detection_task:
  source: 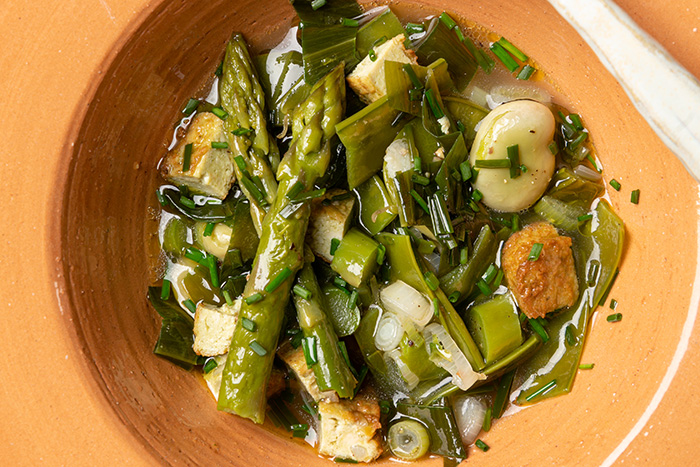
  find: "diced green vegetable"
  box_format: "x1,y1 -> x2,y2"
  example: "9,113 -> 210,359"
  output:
321,282 -> 361,337
331,228 -> 380,287
353,175 -> 397,235
355,7 -> 405,58
147,287 -> 199,369
466,293 -> 523,364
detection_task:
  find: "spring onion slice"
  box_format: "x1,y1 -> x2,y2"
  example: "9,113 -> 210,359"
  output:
528,318 -> 549,342
374,312 -> 405,351
385,348 -> 420,390
423,323 -> 485,390
381,280 -> 433,328
388,419 -> 430,461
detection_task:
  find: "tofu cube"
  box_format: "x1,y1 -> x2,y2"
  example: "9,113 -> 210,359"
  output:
192,300 -> 241,356
278,342 -> 337,402
307,189 -> 355,263
347,34 -> 418,104
318,398 -> 383,463
161,112 -> 235,199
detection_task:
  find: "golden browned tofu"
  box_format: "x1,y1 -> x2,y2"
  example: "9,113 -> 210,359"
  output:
161,112 -> 235,199
318,396 -> 383,463
278,342 -> 337,402
501,222 -> 578,319
306,189 -> 355,262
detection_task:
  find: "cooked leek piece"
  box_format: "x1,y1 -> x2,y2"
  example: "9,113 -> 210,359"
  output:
384,59 -> 453,115
147,286 -> 199,369
353,175 -> 397,235
330,228 -> 380,287
443,96 -> 488,143
355,7 -> 405,59
395,402 -> 467,461
466,293 -> 523,364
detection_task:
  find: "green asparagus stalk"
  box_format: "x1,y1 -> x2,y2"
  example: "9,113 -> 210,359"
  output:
220,33 -> 279,233
217,63 -> 346,423
293,261 -> 357,398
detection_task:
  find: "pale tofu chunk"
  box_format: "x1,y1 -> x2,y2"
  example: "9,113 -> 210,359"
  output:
307,189 -> 355,263
161,112 -> 235,199
204,355 -> 286,401
347,34 -> 418,104
278,342 -> 337,402
318,397 -> 383,463
192,300 -> 241,356
383,138 -> 413,179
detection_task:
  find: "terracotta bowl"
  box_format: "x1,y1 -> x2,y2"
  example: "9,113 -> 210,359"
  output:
2,0 -> 699,465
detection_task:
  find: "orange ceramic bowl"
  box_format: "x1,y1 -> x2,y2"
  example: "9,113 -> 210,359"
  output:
1,0 -> 699,465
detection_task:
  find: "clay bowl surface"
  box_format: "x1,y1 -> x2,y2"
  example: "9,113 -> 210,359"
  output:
1,0 -> 700,465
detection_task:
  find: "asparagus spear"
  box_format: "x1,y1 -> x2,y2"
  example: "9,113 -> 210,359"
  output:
293,260 -> 357,398
217,63 -> 346,423
220,33 -> 279,233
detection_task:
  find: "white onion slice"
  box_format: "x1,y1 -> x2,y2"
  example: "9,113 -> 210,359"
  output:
453,395 -> 487,446
380,280 -> 432,329
573,163 -> 603,182
422,323 -> 485,390
384,348 -> 420,390
374,312 -> 405,351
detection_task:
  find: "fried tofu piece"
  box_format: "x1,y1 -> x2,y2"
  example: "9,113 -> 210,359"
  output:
192,301 -> 241,356
502,222 -> 579,319
161,112 -> 235,199
318,397 -> 383,463
346,34 -> 418,104
278,342 -> 337,402
307,189 -> 355,262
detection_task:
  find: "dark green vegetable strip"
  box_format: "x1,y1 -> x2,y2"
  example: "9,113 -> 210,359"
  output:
293,262 -> 357,397
220,33 -> 279,232
354,305 -> 389,377
353,175 -> 397,235
384,59 -> 454,116
355,7 -> 405,58
147,287 -> 199,370
218,64 -> 346,423
492,370 -> 515,418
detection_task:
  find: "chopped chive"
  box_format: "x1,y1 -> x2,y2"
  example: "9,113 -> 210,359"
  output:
525,379 -> 557,401
232,127 -> 253,136
290,329 -> 303,348
569,114 -> 584,131
311,0 -> 325,10
182,299 -> 196,314
579,363 -> 595,370
413,156 -> 422,173
211,107 -> 228,120
459,161 -> 472,181
578,214 -> 593,222
586,154 -> 602,172
376,244 -> 386,265
241,317 -> 257,332
433,298 -> 440,317
482,264 -> 498,283
337,341 -> 353,372
483,407 -> 492,432
233,155 -> 247,172
570,131 -> 588,150
424,88 -> 445,119
245,292 -> 263,305
208,255 -> 220,288
529,318 -> 549,342
607,312 -> 623,323
410,189 -> 430,214
506,144 -> 521,178
472,189 -> 483,202
609,179 -> 621,191
302,336 -> 318,366
348,289 -> 359,309
249,340 -> 267,356
402,63 -> 423,89
160,279 -> 171,300
460,247 -> 469,265
291,188 -> 326,202
631,189 -> 640,204
183,98 -> 199,116
490,42 -> 519,72
498,37 -> 528,61
330,238 -> 341,256
182,143 -> 193,172
334,459 -> 359,464
468,200 -> 480,213
423,271 -> 439,291
520,164 -> 528,173
202,358 -> 218,374
548,141 -> 559,155
448,291 -> 461,303
476,279 -> 492,296
609,298 -> 618,310
211,141 -> 229,149
565,324 -> 576,346
184,247 -> 205,263
333,276 -> 348,290
516,64 -> 536,80
222,289 -> 234,306
412,173 -> 430,186
456,120 -> 466,133
293,285 -> 312,300
290,423 -> 309,433
203,222 -> 215,237
493,269 -> 504,289
454,27 -> 465,42
405,22 -> 424,35
528,243 -> 543,261
353,365 -> 369,397
439,12 -> 457,30
301,402 -> 317,417
239,175 -> 267,206
156,189 -> 168,206
512,214 -> 520,231
368,49 -> 377,61
475,158 -> 511,168
286,181 -> 306,200
475,439 -> 490,452
341,17 -> 359,27
265,267 -> 293,293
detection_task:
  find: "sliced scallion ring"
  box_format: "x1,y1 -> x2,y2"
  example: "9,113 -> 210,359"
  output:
374,312 -> 404,352
388,420 -> 431,461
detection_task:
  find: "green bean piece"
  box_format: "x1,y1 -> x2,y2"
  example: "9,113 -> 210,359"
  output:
331,228 -> 380,288
516,200 -> 624,404
439,225 -> 498,304
220,33 -> 280,233
217,64 -> 346,423
293,262 -> 357,398
466,293 -> 523,364
355,7 -> 405,58
353,175 -> 397,235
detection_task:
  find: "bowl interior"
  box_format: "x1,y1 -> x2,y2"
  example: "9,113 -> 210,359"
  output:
57,0 -> 699,465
